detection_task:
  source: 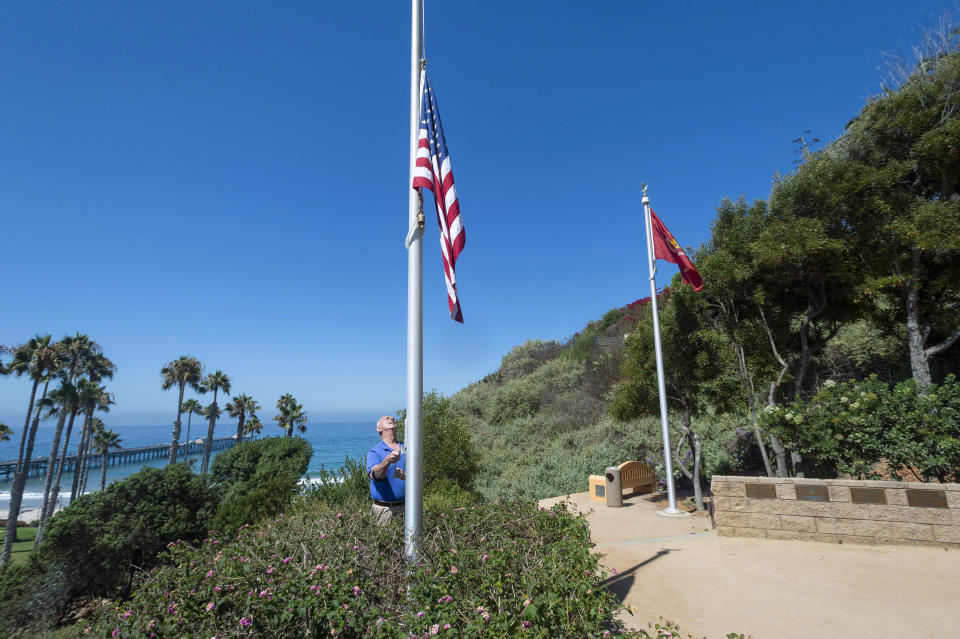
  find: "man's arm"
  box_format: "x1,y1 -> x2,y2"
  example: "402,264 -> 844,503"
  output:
369,450 -> 400,480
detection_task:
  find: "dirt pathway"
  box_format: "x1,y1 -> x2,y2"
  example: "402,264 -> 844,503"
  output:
540,491 -> 960,638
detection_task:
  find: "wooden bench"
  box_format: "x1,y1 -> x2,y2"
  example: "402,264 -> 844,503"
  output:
588,461 -> 657,502
618,460 -> 656,496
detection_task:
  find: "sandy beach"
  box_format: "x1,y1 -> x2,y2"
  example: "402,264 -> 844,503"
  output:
5,504 -> 63,526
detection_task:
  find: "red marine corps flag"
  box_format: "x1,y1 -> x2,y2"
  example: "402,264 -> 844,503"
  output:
412,70 -> 466,322
649,209 -> 703,291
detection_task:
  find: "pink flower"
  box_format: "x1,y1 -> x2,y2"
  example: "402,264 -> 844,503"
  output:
430,625 -> 439,635
283,557 -> 292,564
239,617 -> 252,627
481,554 -> 489,562
205,602 -> 214,612
213,586 -> 221,593
450,566 -> 458,574
416,611 -> 424,618
443,624 -> 451,630
353,586 -> 360,596
523,621 -> 532,628
206,570 -> 214,578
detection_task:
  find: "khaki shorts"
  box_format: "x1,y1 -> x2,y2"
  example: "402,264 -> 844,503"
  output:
371,502 -> 404,525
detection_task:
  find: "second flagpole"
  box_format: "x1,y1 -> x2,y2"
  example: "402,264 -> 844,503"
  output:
406,0 -> 425,562
642,184 -> 689,518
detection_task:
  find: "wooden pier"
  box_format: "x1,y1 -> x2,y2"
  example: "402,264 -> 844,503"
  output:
0,437 -> 246,483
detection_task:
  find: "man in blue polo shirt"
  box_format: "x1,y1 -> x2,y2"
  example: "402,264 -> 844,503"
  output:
366,415 -> 405,524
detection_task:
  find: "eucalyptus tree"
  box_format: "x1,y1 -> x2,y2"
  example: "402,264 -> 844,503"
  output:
273,393 -> 308,438
181,398 -> 204,462
693,189 -> 861,477
696,199 -> 778,476
226,393 -> 260,442
199,370 -> 231,474
70,379 -> 114,502
93,427 -> 122,491
611,283 -> 740,510
2,335 -> 61,567
161,356 -> 204,464
36,335 -> 112,543
794,45 -> 960,386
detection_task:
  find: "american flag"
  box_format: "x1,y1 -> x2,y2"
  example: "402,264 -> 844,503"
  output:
412,71 -> 465,323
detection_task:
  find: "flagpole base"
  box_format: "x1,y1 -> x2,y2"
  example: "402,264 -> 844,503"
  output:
656,507 -> 692,518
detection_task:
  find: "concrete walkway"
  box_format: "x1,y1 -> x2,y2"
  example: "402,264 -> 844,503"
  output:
540,491 -> 960,638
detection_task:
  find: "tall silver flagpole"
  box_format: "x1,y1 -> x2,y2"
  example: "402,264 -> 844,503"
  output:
642,184 -> 689,518
405,0 -> 425,561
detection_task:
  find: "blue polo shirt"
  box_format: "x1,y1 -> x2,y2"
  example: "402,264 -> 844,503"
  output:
366,440 -> 405,502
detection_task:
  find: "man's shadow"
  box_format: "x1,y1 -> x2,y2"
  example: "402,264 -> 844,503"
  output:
601,549 -> 674,602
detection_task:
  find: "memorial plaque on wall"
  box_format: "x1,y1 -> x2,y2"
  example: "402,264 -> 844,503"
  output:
906,489 -> 947,509
796,485 -> 829,502
850,487 -> 886,505
595,484 -> 605,498
745,483 -> 777,499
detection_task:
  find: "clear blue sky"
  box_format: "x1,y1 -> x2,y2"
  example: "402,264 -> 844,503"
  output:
0,1 -> 952,425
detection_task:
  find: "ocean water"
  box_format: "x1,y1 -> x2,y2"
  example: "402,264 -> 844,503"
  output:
0,421 -> 376,514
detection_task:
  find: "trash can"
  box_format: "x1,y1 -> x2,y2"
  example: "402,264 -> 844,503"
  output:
605,466 -> 623,507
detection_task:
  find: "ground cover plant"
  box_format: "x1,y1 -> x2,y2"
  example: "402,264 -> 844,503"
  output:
90,499 -> 629,638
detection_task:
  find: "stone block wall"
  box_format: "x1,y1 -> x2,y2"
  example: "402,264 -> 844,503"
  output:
711,475 -> 960,548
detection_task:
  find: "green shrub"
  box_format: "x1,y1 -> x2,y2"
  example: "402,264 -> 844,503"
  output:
398,391 -> 481,490
209,436 -> 312,499
302,456 -> 371,510
0,463 -> 219,636
213,474 -> 300,534
499,340 -> 563,381
761,375 -> 960,480
423,478 -> 484,513
488,358 -> 583,426
90,500 -> 627,638
0,557 -> 70,637
209,436 -> 312,532
37,464 -> 216,598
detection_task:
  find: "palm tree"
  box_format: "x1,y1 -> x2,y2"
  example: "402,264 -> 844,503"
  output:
226,394 -> 260,442
79,416 -> 104,496
37,346 -> 114,542
273,393 -> 308,438
243,414 -> 264,438
69,378 -> 114,502
36,334 -> 99,543
181,398 -> 204,463
161,356 -> 203,465
0,423 -> 10,441
2,335 -> 61,567
92,427 -> 121,491
199,370 -> 231,474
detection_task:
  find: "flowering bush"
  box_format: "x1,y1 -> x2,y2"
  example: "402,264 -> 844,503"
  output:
89,500 -> 630,638
760,375 -> 960,480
